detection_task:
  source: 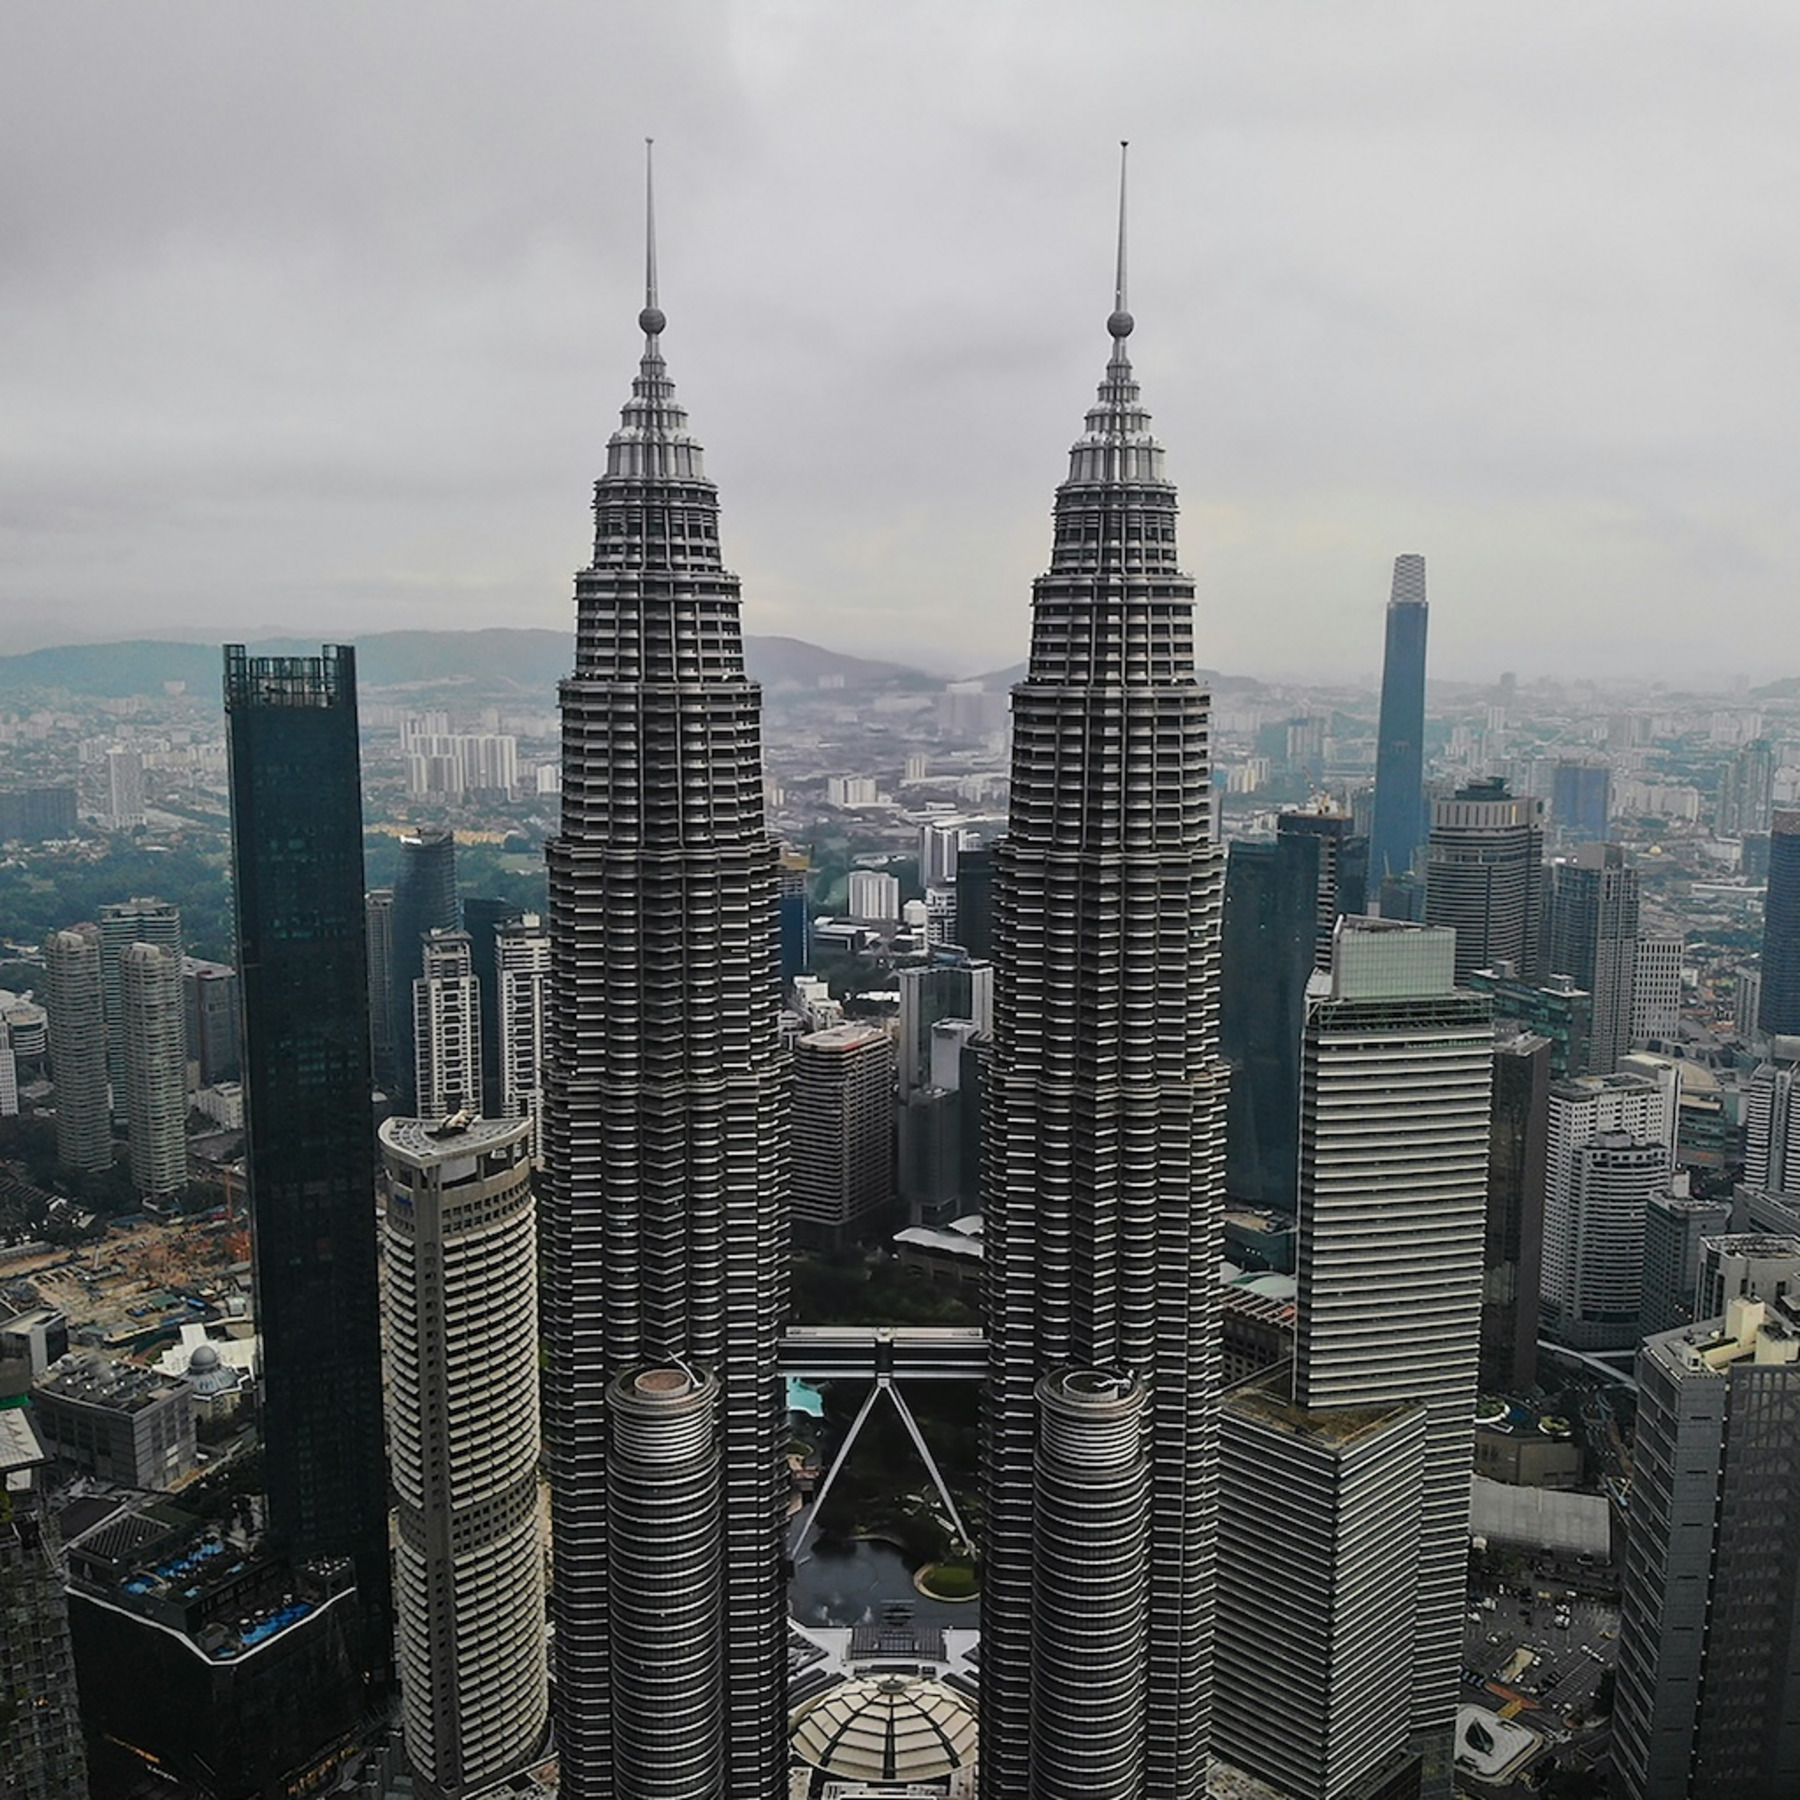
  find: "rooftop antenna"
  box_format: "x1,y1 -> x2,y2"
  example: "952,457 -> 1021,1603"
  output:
1109,139 -> 1133,339
640,136 -> 665,337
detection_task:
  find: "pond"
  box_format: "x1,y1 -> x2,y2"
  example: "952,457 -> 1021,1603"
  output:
788,1534 -> 979,1632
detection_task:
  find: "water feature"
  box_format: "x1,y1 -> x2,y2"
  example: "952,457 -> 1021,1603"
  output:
788,1535 -> 979,1632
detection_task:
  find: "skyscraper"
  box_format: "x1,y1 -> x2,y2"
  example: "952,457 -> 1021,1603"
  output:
225,644 -> 391,1676
1550,758 -> 1610,843
1277,802 -> 1370,972
412,928 -> 482,1120
1482,1026 -> 1550,1393
118,940 -> 187,1201
365,887 -> 396,1091
790,1021 -> 896,1248
97,896 -> 182,1106
539,165 -> 789,1800
1614,1294 -> 1800,1798
1544,841 -> 1639,1074
1632,932 -> 1684,1045
105,747 -> 145,831
495,911 -> 549,1158
1758,809 -> 1800,1038
390,827 -> 460,1111
981,159 -> 1227,1800
461,895 -> 518,1117
380,1113 -> 547,1798
1369,554 -> 1429,886
1423,777 -> 1544,985
1215,919 -> 1490,1796
44,924 -> 111,1173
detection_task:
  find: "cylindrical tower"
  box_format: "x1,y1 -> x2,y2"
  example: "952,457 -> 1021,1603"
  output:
1031,1369 -> 1151,1800
605,1365 -> 726,1799
381,1113 -> 546,1798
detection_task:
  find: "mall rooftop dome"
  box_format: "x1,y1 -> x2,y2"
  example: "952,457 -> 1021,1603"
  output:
791,1674 -> 977,1786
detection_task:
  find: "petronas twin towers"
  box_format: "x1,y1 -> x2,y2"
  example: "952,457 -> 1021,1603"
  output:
540,154 -> 1226,1800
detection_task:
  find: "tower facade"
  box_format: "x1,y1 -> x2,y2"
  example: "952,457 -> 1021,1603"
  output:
496,912 -> 549,1158
412,928 -> 481,1121
981,207 -> 1227,1800
1759,809 -> 1800,1038
790,1021 -> 896,1249
118,941 -> 188,1201
44,924 -> 111,1173
225,645 -> 391,1671
1423,777 -> 1544,985
380,1114 -> 546,1798
539,216 -> 788,1800
390,827 -> 460,1111
1369,554 -> 1429,885
1544,842 -> 1640,1074
98,896 -> 182,1105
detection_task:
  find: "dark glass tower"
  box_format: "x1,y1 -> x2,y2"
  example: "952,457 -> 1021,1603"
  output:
539,175 -> 788,1800
982,159 -> 1227,1800
389,826 -> 460,1110
1760,810 -> 1800,1038
1370,554 -> 1429,885
224,644 -> 391,1676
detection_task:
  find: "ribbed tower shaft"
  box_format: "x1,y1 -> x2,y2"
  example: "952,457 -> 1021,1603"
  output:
541,306 -> 787,1800
982,310 -> 1227,1800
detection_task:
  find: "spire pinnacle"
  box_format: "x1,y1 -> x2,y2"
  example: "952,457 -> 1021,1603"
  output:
639,137 -> 665,338
1108,140 -> 1133,341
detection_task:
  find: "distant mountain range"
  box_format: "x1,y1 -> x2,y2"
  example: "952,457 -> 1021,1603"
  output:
0,630 -> 936,700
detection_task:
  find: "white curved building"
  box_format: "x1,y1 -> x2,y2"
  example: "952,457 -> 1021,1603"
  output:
380,1112 -> 546,1798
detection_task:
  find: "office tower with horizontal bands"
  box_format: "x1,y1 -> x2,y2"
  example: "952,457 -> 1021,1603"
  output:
413,929 -> 481,1121
1632,933 -> 1683,1044
1282,920 -> 1489,1795
98,896 -> 182,1106
1370,554 -> 1429,885
790,1021 -> 896,1249
1760,810 -> 1800,1037
539,253 -> 788,1800
981,239 -> 1228,1800
225,644 -> 391,1671
381,1114 -> 546,1799
496,912 -> 548,1159
1424,778 -> 1544,985
118,941 -> 187,1200
44,924 -> 111,1173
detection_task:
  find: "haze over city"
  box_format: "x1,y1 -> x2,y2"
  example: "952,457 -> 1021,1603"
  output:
4,1 -> 1798,684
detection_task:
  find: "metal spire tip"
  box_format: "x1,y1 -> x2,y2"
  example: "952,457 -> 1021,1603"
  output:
1108,140 -> 1133,340
640,137 -> 665,337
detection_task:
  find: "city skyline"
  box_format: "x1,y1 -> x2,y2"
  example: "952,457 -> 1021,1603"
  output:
6,5 -> 1800,684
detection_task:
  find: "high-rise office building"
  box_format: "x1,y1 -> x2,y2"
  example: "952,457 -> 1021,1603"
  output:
413,928 -> 482,1121
1538,1070 -> 1675,1351
380,1113 -> 547,1798
1640,1186 -> 1734,1335
390,827 -> 460,1111
981,188 -> 1227,1800
496,911 -> 549,1158
98,897 -> 182,1106
790,1022 -> 896,1248
1467,964 -> 1591,1082
1614,1294 -> 1800,1798
1277,803 -> 1370,972
1482,1027 -> 1550,1393
44,924 -> 111,1173
895,950 -> 993,1098
0,1409 -> 90,1800
847,867 -> 902,927
1744,1054 -> 1800,1195
1369,554 -> 1429,886
225,644 -> 390,1675
182,956 -> 241,1089
1758,809 -> 1800,1038
538,186 -> 789,1800
118,941 -> 187,1202
1550,758 -> 1610,843
1423,777 -> 1544,985
1544,842 -> 1639,1074
1216,919 -> 1490,1797
461,896 -> 518,1117
1219,830 -> 1318,1210
1632,932 -> 1684,1044
365,888 -> 397,1091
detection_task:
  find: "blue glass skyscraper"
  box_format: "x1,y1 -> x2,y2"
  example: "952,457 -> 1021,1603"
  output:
1370,554 -> 1429,886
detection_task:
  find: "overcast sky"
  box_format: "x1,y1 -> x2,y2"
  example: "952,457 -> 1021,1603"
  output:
3,2 -> 1797,684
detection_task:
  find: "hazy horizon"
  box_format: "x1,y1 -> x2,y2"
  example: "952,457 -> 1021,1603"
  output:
5,3 -> 1799,687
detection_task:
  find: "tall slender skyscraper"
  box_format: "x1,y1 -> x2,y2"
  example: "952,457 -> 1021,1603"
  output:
1545,842 -> 1639,1074
982,150 -> 1227,1800
225,645 -> 391,1677
44,924 -> 111,1173
118,940 -> 187,1201
390,827 -> 460,1111
412,928 -> 481,1120
540,156 -> 788,1800
98,897 -> 182,1105
1370,554 -> 1429,885
1759,809 -> 1800,1038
